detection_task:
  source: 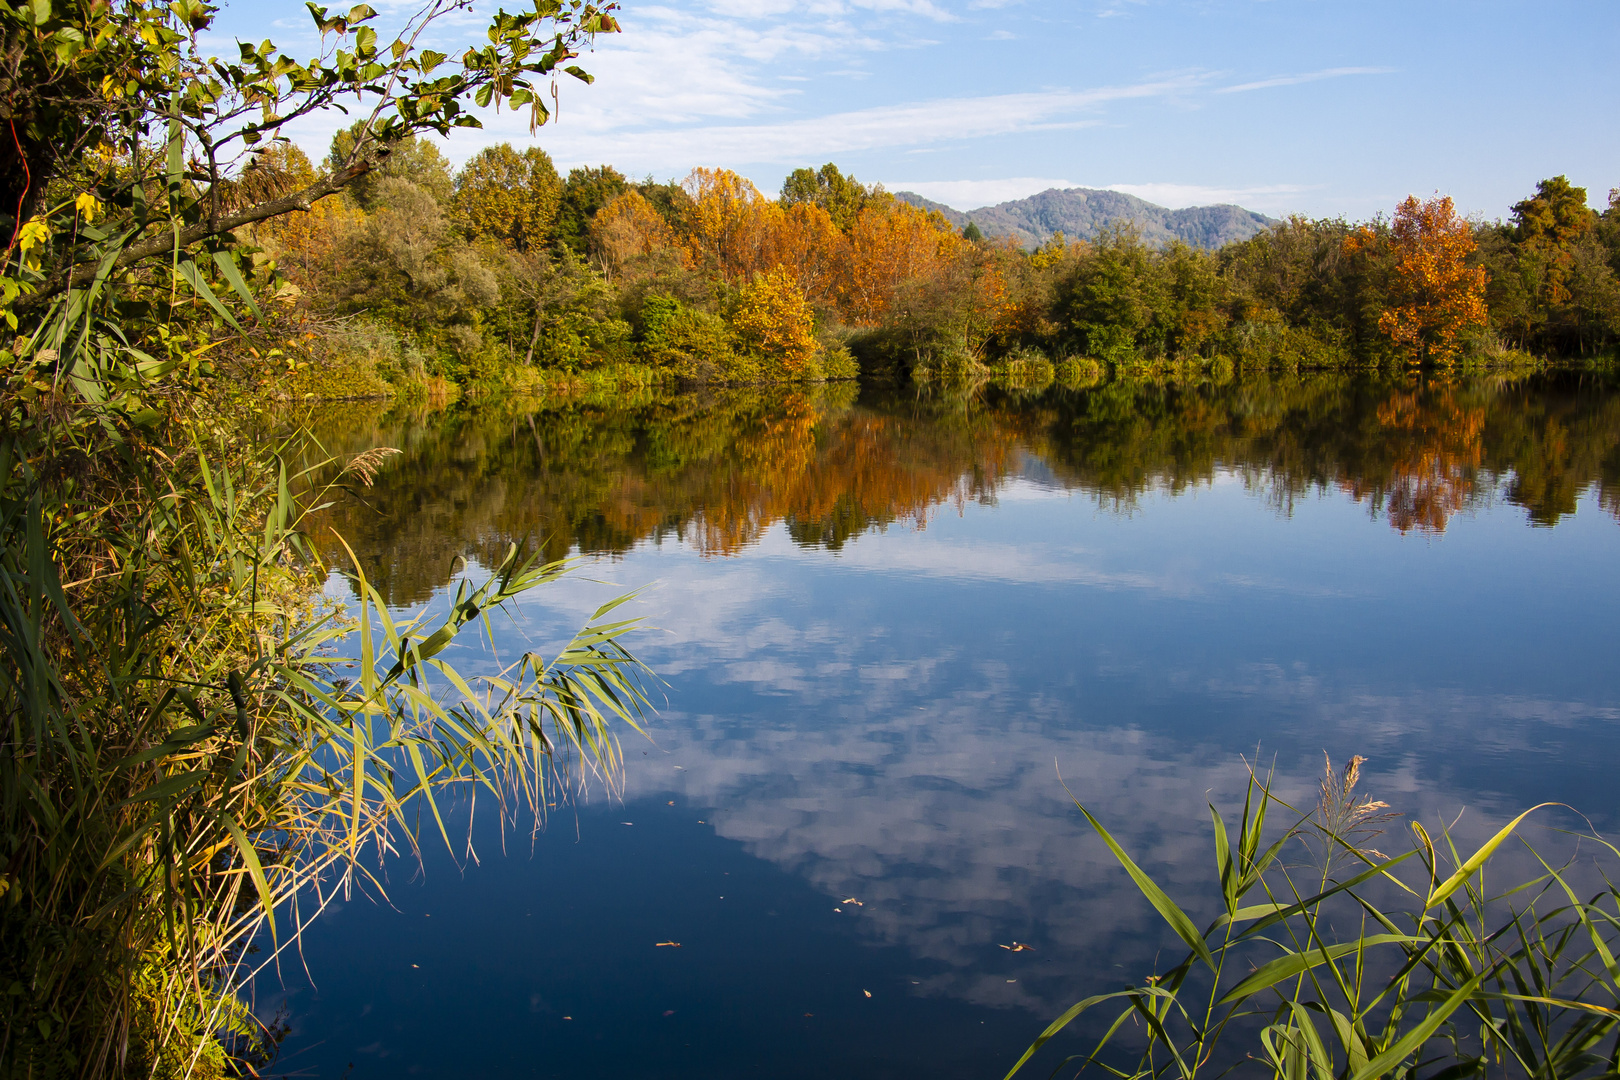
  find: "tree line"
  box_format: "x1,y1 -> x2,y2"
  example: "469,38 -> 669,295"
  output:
252,143 -> 1620,396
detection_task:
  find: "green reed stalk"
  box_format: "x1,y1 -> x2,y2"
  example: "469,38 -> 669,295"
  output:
1009,759 -> 1620,1080
2,174 -> 654,1076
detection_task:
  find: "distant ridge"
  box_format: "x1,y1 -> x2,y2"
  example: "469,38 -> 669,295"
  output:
894,187 -> 1276,249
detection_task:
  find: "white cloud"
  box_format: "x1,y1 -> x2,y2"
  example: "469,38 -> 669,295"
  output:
1105,181 -> 1315,212
526,76 -> 1203,173
1218,66 -> 1394,94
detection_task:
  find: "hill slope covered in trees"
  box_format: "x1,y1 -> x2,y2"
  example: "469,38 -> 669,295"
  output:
895,187 -> 1277,249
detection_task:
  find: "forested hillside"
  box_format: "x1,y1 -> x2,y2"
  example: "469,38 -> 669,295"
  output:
894,187 -> 1276,249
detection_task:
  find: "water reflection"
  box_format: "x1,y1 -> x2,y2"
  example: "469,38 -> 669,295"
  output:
301,372 -> 1620,607
275,372 -> 1620,1078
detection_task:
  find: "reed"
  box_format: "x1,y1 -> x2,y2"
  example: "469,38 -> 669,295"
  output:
2,222 -> 651,1080
1009,760 -> 1620,1079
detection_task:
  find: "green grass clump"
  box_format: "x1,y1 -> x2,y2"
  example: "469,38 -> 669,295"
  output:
1012,758 -> 1620,1080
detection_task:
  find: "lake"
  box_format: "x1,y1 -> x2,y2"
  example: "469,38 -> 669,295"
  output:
266,370 -> 1620,1079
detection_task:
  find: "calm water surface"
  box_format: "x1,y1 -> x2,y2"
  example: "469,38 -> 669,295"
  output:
268,373 -> 1620,1078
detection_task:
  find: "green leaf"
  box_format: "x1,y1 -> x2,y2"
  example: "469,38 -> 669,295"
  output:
1219,935 -> 1423,1005
211,251 -> 262,320
217,810 -> 277,931
1425,804 -> 1560,909
1074,799 -> 1215,971
176,259 -> 242,331
1350,972 -> 1486,1080
1211,802 -> 1235,915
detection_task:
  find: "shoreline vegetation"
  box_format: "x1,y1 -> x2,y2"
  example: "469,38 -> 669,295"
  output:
1,1 -> 1618,1078
2,3 -> 656,1078
243,145 -> 1620,404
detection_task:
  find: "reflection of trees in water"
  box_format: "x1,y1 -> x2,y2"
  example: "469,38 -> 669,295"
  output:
301,372 -> 1620,605
1022,371 -> 1620,534
303,383 -> 1020,606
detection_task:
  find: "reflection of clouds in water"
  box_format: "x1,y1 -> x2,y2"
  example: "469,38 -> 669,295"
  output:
398,495 -> 1619,1020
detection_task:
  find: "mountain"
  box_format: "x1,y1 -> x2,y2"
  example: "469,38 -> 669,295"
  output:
893,187 -> 1276,249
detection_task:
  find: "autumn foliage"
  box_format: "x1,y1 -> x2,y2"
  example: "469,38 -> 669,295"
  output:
1346,195 -> 1488,364
257,141 -> 1620,391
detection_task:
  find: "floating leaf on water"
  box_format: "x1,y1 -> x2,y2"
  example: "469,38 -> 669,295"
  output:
999,942 -> 1034,952
655,941 -> 682,948
841,897 -> 863,906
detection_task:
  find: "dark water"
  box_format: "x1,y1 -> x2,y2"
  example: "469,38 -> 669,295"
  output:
265,372 -> 1620,1078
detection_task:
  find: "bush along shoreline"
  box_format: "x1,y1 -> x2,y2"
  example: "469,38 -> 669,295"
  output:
238,147 -> 1618,401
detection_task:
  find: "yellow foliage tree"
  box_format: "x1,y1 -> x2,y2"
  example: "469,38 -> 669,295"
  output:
1351,195 -> 1488,364
681,167 -> 778,281
732,268 -> 820,378
451,142 -> 563,252
590,190 -> 678,277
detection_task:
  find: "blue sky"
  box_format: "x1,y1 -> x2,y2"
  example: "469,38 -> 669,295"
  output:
213,0 -> 1618,220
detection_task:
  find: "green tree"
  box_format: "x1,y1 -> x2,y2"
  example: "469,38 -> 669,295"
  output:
452,142 -> 564,251
779,163 -> 886,232
554,164 -> 631,254
327,122 -> 456,210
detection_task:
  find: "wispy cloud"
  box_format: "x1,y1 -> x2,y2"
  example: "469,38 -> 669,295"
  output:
525,76 -> 1204,173
1218,66 -> 1394,94
1105,182 -> 1314,211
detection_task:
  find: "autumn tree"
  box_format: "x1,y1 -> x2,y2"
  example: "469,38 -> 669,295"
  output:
682,167 -> 779,281
842,201 -> 961,324
452,143 -> 564,251
732,268 -> 820,377
555,165 -> 632,254
1350,195 -> 1487,364
590,189 -> 678,277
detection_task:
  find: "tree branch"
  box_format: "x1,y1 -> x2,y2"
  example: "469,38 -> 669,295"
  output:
15,159 -> 378,312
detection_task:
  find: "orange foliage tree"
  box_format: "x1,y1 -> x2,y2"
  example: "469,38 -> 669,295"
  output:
681,167 -> 779,281
768,201 -> 848,307
842,202 -> 961,324
1351,195 -> 1488,364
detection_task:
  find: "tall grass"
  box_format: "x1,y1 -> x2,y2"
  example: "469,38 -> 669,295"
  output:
2,216 -> 652,1078
1009,760 -> 1620,1079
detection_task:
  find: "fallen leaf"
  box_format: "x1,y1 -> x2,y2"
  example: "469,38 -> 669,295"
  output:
841,897 -> 863,906
999,942 -> 1035,952
655,941 -> 682,948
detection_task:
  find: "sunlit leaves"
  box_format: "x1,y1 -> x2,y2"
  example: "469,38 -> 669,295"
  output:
1347,195 -> 1488,365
